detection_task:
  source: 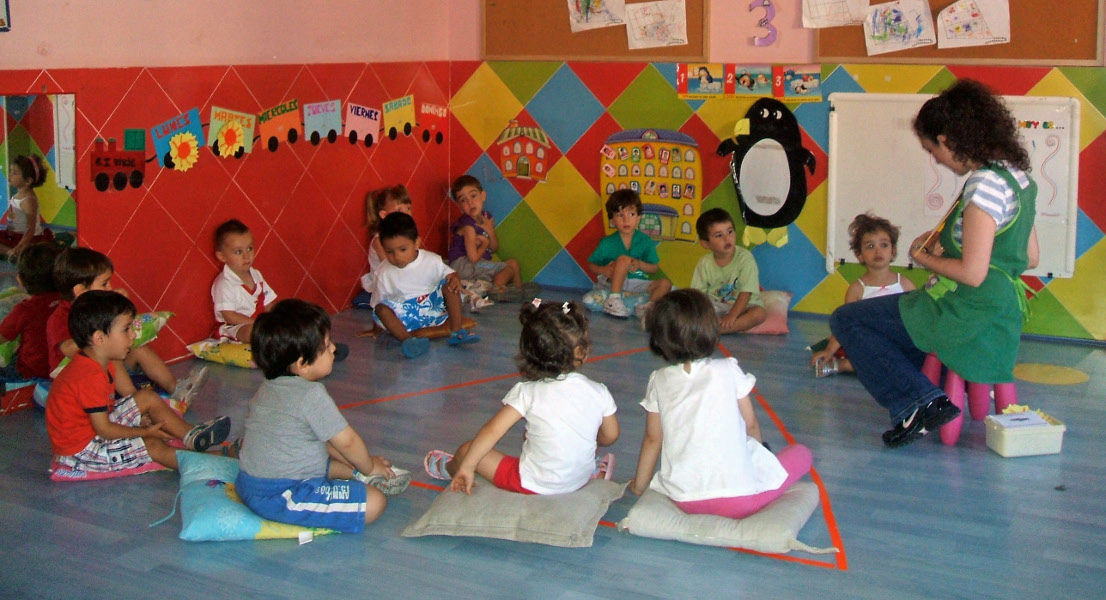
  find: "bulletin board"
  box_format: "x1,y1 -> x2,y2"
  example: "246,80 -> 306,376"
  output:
816,0 -> 1105,66
484,0 -> 708,62
826,93 -> 1080,278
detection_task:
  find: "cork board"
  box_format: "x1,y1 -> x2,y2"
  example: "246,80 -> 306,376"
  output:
484,0 -> 708,62
816,0 -> 1104,66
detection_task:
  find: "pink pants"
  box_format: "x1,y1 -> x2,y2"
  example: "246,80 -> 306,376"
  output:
674,443 -> 812,520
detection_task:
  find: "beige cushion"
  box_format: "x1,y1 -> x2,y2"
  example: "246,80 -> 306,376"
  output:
617,482 -> 837,554
402,478 -> 626,548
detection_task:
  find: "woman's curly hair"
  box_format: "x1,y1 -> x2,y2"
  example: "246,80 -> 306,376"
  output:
913,79 -> 1029,172
516,300 -> 590,380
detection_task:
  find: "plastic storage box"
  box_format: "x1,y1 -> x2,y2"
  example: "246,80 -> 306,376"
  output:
984,412 -> 1066,457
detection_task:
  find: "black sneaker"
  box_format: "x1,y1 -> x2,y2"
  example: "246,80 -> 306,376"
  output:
882,408 -> 927,447
922,396 -> 961,430
183,416 -> 231,452
333,342 -> 350,362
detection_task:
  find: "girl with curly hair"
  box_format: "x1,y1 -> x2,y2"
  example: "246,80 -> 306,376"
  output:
830,79 -> 1039,448
424,299 -> 620,494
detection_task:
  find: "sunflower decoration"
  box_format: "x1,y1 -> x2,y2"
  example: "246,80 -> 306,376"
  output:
216,121 -> 245,159
169,131 -> 200,172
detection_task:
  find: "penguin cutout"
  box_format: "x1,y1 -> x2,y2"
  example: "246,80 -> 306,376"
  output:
716,98 -> 815,229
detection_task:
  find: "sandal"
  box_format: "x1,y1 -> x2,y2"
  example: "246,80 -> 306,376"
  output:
447,329 -> 481,346
591,453 -> 615,481
424,450 -> 454,480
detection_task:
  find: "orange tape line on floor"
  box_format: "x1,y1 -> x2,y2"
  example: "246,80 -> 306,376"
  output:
718,343 -> 848,570
337,347 -> 650,411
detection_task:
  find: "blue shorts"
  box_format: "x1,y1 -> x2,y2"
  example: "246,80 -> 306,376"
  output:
374,280 -> 449,332
235,470 -> 369,533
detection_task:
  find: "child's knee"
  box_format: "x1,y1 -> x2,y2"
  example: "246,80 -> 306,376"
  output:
132,388 -> 163,410
364,487 -> 387,524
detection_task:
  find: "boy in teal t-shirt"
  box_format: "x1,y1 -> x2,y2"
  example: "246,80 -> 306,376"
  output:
585,190 -> 672,318
690,209 -> 766,333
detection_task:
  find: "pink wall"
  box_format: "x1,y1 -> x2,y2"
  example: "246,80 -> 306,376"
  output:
0,1 -> 456,68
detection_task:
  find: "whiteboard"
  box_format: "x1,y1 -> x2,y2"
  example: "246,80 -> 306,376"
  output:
827,93 -> 1079,278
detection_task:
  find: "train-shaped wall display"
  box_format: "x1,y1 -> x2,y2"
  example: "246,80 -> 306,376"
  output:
92,95 -> 447,191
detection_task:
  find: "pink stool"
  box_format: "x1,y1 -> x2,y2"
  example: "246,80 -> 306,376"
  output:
921,354 -> 1018,446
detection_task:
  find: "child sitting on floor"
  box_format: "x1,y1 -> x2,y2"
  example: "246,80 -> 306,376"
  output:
46,291 -> 230,473
585,189 -> 672,318
47,247 -> 207,401
425,299 -> 619,495
0,243 -> 62,384
370,212 -> 480,359
235,299 -> 406,533
810,212 -> 915,376
448,175 -> 537,303
630,289 -> 811,519
355,184 -> 413,309
690,208 -> 767,334
212,218 -> 349,361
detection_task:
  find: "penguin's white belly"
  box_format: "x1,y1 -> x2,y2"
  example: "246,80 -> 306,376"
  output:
738,139 -> 790,217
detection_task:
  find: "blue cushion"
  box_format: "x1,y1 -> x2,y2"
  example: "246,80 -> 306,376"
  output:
175,451 -> 336,541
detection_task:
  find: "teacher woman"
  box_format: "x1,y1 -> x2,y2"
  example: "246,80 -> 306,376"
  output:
830,79 -> 1039,448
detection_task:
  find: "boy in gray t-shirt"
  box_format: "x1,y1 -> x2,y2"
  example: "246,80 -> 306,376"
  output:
234,299 -> 406,533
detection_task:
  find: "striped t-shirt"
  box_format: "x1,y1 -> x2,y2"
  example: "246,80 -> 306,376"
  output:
952,164 -> 1030,246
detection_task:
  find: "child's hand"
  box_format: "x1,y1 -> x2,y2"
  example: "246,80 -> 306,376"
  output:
720,312 -> 740,331
142,422 -> 173,441
810,348 -> 834,367
445,273 -> 462,294
477,211 -> 495,229
450,467 -> 477,494
370,456 -> 395,478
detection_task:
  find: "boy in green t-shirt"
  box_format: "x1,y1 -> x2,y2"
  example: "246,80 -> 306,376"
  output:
585,190 -> 672,318
690,209 -> 766,333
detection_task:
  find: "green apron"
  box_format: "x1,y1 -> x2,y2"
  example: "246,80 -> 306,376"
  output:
900,165 -> 1036,383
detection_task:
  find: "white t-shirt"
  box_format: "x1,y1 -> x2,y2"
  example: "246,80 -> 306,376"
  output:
503,372 -> 617,495
360,233 -> 384,293
641,357 -> 786,502
211,265 -> 277,336
370,249 -> 453,307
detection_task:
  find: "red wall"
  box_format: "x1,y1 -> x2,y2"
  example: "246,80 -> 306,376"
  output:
1,62 -> 453,360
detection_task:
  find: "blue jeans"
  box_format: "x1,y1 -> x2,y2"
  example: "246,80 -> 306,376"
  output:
829,294 -> 945,424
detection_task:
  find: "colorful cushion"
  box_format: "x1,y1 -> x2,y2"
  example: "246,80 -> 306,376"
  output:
0,287 -> 28,368
187,338 -> 256,369
402,477 -> 626,548
745,290 -> 792,335
176,451 -> 336,541
132,311 -> 173,348
49,456 -> 169,482
617,482 -> 836,554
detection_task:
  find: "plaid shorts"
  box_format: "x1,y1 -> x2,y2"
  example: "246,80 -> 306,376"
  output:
54,396 -> 153,473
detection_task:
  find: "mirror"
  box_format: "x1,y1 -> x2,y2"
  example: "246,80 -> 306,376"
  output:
0,93 -> 76,278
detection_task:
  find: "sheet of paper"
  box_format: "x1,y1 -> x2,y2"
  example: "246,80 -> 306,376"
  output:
862,0 -> 936,56
625,0 -> 687,49
567,0 -> 626,32
937,0 -> 1010,49
802,0 -> 869,28
990,412 -> 1049,428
